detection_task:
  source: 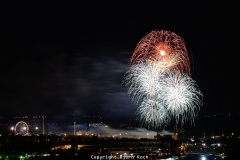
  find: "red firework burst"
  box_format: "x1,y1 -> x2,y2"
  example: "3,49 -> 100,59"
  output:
130,30 -> 190,75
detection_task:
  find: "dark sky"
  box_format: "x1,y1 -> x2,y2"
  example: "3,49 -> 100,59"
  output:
0,1 -> 239,118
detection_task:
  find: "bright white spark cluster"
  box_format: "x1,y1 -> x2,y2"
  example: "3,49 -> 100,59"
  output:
159,69 -> 203,126
123,61 -> 203,128
123,30 -> 203,129
136,98 -> 170,129
123,60 -> 164,105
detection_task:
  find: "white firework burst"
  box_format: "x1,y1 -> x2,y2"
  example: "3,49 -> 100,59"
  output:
123,60 -> 166,105
136,98 -> 170,129
159,70 -> 203,126
123,59 -> 203,128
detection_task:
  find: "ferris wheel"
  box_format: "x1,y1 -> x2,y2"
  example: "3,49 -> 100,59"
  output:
15,121 -> 29,136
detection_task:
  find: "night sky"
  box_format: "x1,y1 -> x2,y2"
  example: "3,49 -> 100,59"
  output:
1,1 -> 239,119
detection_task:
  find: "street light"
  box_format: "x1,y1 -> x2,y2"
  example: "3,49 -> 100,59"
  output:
42,115 -> 45,134
74,122 -> 76,135
11,127 -> 14,134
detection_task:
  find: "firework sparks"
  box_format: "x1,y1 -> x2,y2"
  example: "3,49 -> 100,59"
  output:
159,69 -> 203,126
136,98 -> 170,129
123,30 -> 202,129
123,61 -> 203,127
130,30 -> 190,75
123,60 -> 164,105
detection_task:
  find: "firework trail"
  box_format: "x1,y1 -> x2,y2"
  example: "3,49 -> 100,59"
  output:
130,30 -> 190,75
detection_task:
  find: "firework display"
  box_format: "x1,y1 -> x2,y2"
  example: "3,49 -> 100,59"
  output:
136,98 -> 170,129
158,69 -> 203,126
123,60 -> 164,105
130,30 -> 190,75
123,30 -> 203,129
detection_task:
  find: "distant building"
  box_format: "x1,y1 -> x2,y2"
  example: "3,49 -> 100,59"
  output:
157,130 -> 177,140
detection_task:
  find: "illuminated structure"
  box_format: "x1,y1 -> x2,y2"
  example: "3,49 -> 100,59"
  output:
15,121 -> 29,136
